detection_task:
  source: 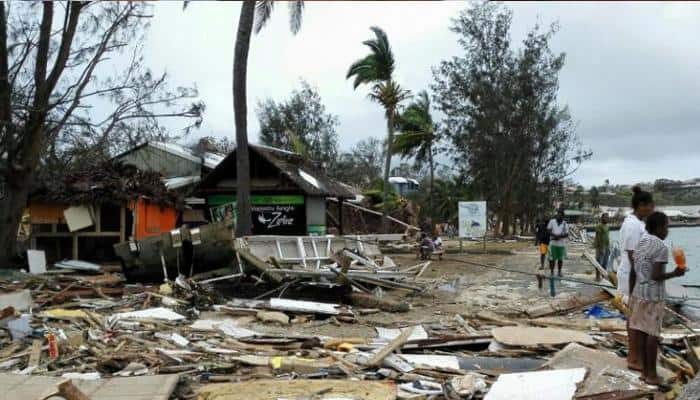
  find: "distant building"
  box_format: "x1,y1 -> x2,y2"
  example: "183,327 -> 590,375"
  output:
389,177 -> 420,196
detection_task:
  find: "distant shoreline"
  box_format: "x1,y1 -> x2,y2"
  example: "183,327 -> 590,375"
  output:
584,222 -> 700,232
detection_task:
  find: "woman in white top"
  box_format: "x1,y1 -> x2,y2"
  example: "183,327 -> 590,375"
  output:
619,185 -> 654,372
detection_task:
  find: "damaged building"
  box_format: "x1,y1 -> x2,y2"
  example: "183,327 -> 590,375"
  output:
195,144 -> 355,236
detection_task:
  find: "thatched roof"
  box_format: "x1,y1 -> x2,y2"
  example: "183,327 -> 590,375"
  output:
31,160 -> 180,207
198,145 -> 356,198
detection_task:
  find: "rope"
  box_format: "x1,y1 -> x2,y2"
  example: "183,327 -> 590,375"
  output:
439,256 -> 617,290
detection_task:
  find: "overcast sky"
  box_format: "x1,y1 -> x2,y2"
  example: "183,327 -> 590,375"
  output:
143,1 -> 700,187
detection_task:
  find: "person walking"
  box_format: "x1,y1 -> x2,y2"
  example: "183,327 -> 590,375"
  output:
620,185 -> 654,372
629,212 -> 685,385
547,210 -> 569,277
593,213 -> 611,281
535,215 -> 550,270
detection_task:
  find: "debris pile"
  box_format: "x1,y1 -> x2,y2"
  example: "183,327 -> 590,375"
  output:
2,237 -> 700,399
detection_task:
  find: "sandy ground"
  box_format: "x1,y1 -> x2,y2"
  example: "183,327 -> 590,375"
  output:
241,240 -> 606,338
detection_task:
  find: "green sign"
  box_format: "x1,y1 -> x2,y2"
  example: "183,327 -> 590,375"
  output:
307,224 -> 326,236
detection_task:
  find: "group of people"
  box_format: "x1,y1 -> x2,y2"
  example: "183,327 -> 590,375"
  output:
535,187 -> 686,386
418,232 -> 443,260
620,187 -> 685,386
535,210 -> 570,277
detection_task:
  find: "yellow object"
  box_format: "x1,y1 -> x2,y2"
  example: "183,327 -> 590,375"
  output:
610,294 -> 630,317
159,283 -> 173,295
41,309 -> 88,319
539,244 -> 549,256
337,343 -> 355,352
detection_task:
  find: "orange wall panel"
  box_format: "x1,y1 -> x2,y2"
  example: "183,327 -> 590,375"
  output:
132,198 -> 177,239
27,203 -> 66,224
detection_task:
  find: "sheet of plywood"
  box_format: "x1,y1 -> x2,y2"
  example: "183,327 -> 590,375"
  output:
27,250 -> 47,274
484,368 -> 586,400
1,373 -> 179,400
197,379 -> 396,400
492,326 -> 595,347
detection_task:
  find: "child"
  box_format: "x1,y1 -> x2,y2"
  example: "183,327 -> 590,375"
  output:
629,212 -> 685,385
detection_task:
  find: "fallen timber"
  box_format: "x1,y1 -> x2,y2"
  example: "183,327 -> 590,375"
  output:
0,227 -> 683,398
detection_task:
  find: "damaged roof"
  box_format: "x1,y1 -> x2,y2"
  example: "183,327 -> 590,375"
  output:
114,141 -> 225,170
198,144 -> 356,198
30,160 -> 181,207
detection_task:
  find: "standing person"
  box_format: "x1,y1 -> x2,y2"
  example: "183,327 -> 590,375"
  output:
620,185 -> 654,371
629,212 -> 684,385
547,210 -> 569,277
535,215 -> 550,270
594,213 -> 611,281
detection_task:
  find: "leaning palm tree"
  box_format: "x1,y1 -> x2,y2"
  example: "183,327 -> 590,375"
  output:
347,26 -> 410,233
232,0 -> 304,236
394,90 -> 438,214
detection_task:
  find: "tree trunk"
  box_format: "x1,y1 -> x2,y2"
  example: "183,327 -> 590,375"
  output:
233,0 -> 255,237
428,142 -> 434,219
382,107 -> 395,233
0,174 -> 30,267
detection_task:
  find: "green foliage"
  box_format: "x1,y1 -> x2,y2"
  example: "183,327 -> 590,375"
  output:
329,137 -> 385,189
346,26 -> 395,88
432,2 -> 589,235
257,79 -> 339,167
394,91 -> 436,164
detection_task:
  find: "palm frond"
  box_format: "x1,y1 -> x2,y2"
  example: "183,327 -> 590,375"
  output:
288,1 -> 304,34
347,26 -> 395,88
255,0 -> 274,34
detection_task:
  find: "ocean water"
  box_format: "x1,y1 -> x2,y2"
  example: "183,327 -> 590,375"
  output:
610,226 -> 700,318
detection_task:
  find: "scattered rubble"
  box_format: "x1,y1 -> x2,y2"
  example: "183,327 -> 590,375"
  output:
1,234 -> 699,399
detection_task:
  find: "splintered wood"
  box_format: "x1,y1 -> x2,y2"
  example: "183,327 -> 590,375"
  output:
525,290 -> 611,318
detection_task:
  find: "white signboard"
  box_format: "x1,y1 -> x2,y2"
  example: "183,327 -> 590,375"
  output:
458,201 -> 487,238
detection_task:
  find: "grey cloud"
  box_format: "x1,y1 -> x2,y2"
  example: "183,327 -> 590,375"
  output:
141,1 -> 700,187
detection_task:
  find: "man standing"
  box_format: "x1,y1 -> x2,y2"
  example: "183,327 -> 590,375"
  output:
594,213 -> 611,281
547,210 -> 569,277
535,215 -> 550,270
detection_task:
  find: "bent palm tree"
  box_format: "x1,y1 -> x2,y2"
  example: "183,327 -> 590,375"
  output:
232,0 -> 304,236
394,90 -> 438,214
347,26 -> 410,233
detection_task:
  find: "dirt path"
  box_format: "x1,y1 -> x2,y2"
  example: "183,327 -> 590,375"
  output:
242,241 -> 606,338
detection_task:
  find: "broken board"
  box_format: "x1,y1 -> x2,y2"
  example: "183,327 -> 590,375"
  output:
1,373 -> 179,400
197,379 -> 397,400
543,343 -> 660,396
484,368 -> 587,400
63,205 -> 94,232
492,326 -> 595,347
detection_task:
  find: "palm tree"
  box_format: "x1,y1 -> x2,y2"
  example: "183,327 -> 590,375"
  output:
232,0 -> 304,236
347,26 -> 410,233
394,90 -> 438,214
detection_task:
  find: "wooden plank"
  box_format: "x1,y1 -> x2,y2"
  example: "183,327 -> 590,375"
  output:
525,290 -> 611,318
197,379 -> 396,400
684,337 -> 700,373
367,326 -> 414,367
27,339 -> 42,370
